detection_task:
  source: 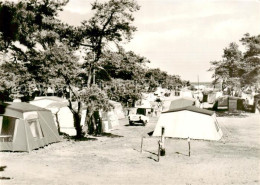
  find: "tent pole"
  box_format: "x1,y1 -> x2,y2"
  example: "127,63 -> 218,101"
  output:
160,127 -> 165,156
140,136 -> 144,153
157,140 -> 160,162
188,137 -> 191,157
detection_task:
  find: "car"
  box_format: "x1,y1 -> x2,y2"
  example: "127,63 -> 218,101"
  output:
128,107 -> 150,126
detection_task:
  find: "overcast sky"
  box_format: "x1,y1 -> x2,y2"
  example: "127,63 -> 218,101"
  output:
59,0 -> 260,82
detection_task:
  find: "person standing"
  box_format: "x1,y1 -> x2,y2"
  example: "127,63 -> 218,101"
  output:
195,97 -> 201,108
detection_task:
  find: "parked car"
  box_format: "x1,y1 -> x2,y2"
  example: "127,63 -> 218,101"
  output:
128,107 -> 150,126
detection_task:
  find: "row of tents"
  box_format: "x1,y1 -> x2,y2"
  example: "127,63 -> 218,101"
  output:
150,88 -> 260,113
152,91 -> 259,141
140,87 -> 259,142
0,97 -> 125,152
139,91 -> 223,141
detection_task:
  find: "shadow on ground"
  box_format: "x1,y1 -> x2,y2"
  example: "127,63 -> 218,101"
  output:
0,166 -> 11,180
124,124 -> 145,127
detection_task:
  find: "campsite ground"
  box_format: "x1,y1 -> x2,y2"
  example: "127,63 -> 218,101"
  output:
0,113 -> 260,185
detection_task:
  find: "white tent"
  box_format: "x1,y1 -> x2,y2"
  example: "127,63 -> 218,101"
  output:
153,106 -> 223,141
135,99 -> 152,109
180,90 -> 193,98
109,101 -> 125,119
101,111 -> 119,132
30,96 -> 82,136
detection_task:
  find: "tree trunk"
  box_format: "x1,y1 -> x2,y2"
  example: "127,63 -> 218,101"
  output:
85,110 -> 94,135
93,68 -> 96,85
87,69 -> 92,88
54,112 -> 61,134
73,112 -> 82,139
68,100 -> 83,139
84,110 -> 103,135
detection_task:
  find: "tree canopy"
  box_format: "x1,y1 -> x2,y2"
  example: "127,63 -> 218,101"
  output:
209,33 -> 260,91
0,0 -> 186,137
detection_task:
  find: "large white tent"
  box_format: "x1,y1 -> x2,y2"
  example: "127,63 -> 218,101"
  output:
30,96 -> 82,136
153,106 -> 223,141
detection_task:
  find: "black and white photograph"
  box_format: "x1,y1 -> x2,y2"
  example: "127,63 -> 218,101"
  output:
0,0 -> 259,184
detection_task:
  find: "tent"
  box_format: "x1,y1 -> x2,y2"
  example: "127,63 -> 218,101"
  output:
0,102 -> 60,152
153,106 -> 223,141
109,100 -> 125,119
180,90 -> 193,98
204,91 -> 223,104
101,111 -> 119,132
207,92 -> 217,104
99,101 -> 125,132
169,97 -> 195,110
30,96 -> 82,136
254,94 -> 260,113
193,91 -> 203,102
214,96 -> 228,109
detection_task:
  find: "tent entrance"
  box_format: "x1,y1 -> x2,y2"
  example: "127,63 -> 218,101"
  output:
0,116 -> 17,142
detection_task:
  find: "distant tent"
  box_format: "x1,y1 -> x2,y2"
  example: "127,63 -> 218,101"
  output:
207,92 -> 217,104
254,94 -> 260,113
214,96 -> 229,109
193,91 -> 203,102
205,91 -> 223,104
102,111 -> 119,132
180,91 -> 193,98
162,100 -> 171,111
135,99 -> 152,109
101,101 -> 125,132
0,102 -> 60,152
153,106 -> 223,141
213,96 -> 245,111
169,98 -> 195,110
241,92 -> 254,105
109,101 -> 125,119
30,96 -> 83,136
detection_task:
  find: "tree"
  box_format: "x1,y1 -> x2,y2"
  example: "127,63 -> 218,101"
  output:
209,42 -> 243,91
209,34 -> 260,90
239,33 -> 260,87
144,68 -> 182,91
80,85 -> 111,135
0,0 -> 70,99
104,78 -> 144,107
99,48 -> 149,81
79,0 -> 140,87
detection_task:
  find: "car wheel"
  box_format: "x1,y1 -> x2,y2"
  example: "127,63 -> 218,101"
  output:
143,120 -> 148,126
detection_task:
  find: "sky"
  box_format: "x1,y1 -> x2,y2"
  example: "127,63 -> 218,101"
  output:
58,0 -> 260,82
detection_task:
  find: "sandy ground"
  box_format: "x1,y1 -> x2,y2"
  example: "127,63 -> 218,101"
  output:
0,113 -> 260,185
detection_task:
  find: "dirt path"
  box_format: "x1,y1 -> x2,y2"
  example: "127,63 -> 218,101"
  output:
0,114 -> 259,185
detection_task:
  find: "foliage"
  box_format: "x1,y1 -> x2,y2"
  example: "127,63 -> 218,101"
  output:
209,34 -> 260,90
79,0 -> 140,86
104,79 -> 144,107
145,68 -> 183,91
99,48 -> 149,82
239,33 -> 260,87
0,0 -> 186,138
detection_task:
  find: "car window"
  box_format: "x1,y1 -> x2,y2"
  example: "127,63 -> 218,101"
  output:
136,108 -> 146,116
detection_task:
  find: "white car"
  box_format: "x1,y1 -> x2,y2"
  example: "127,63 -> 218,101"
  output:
128,108 -> 150,126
